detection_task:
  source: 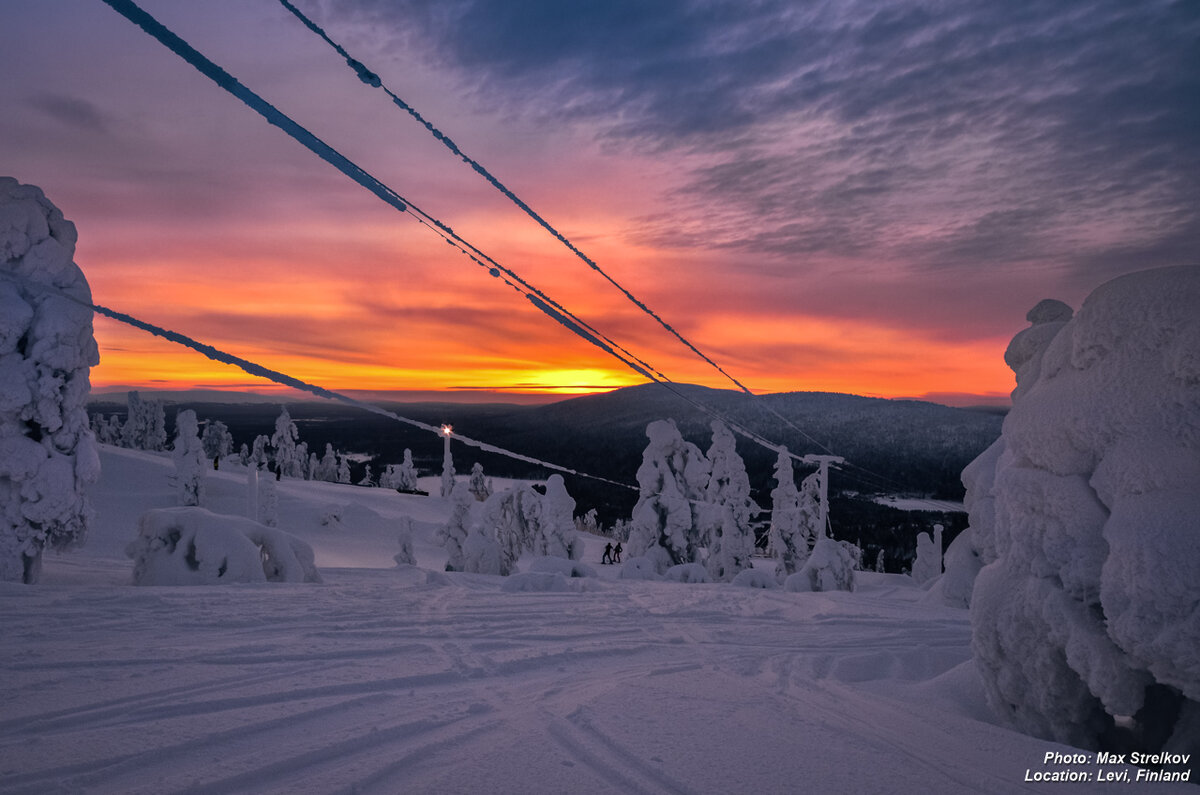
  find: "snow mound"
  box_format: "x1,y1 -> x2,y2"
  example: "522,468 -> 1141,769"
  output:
731,568 -> 777,589
786,537 -> 856,592
619,555 -> 662,581
663,562 -> 710,583
964,265 -> 1200,753
126,507 -> 321,585
527,555 -> 596,578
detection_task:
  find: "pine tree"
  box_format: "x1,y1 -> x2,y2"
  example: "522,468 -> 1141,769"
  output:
397,449 -> 420,492
200,419 -> 233,469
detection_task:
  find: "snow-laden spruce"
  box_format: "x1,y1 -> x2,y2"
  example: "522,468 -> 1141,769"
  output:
627,419 -> 710,573
200,418 -> 233,468
0,178 -> 100,583
960,266 -> 1200,755
172,409 -> 206,507
767,446 -> 821,579
703,421 -> 758,581
910,524 -> 943,585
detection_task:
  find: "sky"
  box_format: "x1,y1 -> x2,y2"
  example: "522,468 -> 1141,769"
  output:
3,0 -> 1197,406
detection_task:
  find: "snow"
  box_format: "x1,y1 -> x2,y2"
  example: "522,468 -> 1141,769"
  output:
962,265 -> 1200,754
0,444 -> 1193,792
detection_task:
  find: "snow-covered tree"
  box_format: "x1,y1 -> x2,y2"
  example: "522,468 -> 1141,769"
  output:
479,484 -> 540,574
270,407 -> 302,478
120,391 -> 166,451
396,448 -> 419,492
462,523 -> 505,575
0,178 -> 100,583
437,481 -> 473,571
145,398 -> 167,452
703,421 -> 758,581
874,548 -> 885,573
394,516 -> 416,566
200,419 -> 233,469
336,455 -> 351,485
575,508 -> 599,536
627,419 -> 710,572
171,410 -> 206,507
357,464 -> 374,487
295,442 -> 309,479
537,475 -> 577,559
250,434 -> 270,470
307,452 -> 319,481
967,270 -> 1200,754
767,448 -> 807,577
316,443 -> 338,482
911,524 -> 943,584
468,462 -> 491,502
238,442 -> 250,467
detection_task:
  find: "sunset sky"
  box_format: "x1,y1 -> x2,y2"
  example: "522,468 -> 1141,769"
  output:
4,0 -> 1197,405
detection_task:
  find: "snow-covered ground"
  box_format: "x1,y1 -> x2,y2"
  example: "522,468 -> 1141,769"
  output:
1,447 -> 1188,793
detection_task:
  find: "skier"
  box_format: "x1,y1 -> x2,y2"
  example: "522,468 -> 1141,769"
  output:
601,542 -> 613,565
613,542 -> 623,564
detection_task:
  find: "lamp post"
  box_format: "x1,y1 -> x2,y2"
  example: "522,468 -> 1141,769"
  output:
440,424 -> 454,497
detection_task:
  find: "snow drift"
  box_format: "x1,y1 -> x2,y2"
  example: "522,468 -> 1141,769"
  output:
960,266 -> 1200,754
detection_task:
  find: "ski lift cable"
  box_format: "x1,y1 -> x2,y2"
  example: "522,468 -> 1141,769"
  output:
97,0 -> 831,471
8,272 -> 636,492
275,0 -> 754,396
272,0 -> 850,459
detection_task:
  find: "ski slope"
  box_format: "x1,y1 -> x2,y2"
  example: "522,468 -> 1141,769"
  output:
0,447 -> 1187,794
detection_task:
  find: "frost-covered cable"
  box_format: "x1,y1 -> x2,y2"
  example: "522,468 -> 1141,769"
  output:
97,0 -> 840,470
9,276 -> 637,491
275,0 -> 754,395
274,0 -> 852,461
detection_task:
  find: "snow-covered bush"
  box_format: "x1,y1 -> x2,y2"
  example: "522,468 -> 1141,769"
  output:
171,409 -> 206,507
0,178 -> 100,583
910,524 -> 943,585
664,562 -> 710,583
618,555 -> 662,581
462,524 -> 505,575
126,507 -> 321,585
731,568 -> 777,589
627,419 -> 710,572
786,537 -> 856,593
966,266 -> 1200,754
703,421 -> 758,581
528,555 -> 596,579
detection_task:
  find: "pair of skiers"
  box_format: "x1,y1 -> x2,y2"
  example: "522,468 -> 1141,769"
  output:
601,542 -> 623,565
